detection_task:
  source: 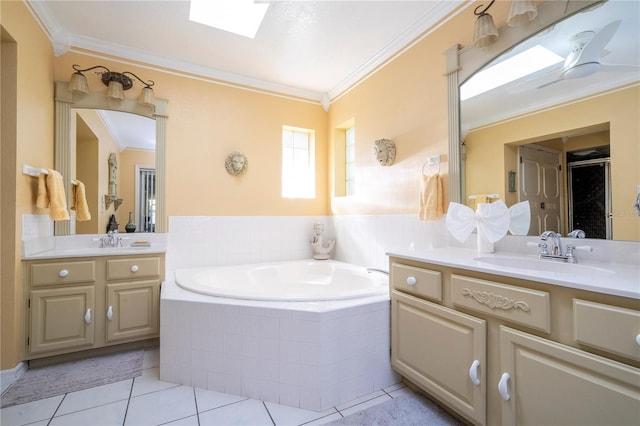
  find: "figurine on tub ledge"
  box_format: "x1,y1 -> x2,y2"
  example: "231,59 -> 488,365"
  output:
310,223 -> 335,260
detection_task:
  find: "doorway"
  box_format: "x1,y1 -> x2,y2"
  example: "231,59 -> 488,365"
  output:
567,146 -> 611,239
135,166 -> 156,233
519,144 -> 563,236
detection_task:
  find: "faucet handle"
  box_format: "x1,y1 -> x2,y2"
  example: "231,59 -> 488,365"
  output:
527,241 -> 548,255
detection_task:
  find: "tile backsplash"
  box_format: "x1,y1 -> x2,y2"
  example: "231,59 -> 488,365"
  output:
166,215 -> 454,276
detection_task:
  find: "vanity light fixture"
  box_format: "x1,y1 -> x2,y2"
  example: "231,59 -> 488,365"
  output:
507,0 -> 538,27
68,64 -> 156,106
473,0 -> 499,48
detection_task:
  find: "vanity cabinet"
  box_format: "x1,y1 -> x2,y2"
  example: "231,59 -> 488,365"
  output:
389,256 -> 640,426
24,254 -> 164,360
391,289 -> 487,425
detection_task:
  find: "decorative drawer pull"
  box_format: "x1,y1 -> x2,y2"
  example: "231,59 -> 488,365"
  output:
131,265 -> 139,273
107,305 -> 113,321
636,334 -> 640,346
406,276 -> 417,286
469,359 -> 481,385
498,372 -> 511,401
59,269 -> 69,278
84,308 -> 92,325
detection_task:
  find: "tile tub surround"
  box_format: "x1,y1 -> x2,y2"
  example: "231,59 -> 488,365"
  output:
166,215 -> 447,276
160,280 -> 400,412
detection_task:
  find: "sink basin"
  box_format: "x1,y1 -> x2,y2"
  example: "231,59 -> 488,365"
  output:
473,256 -> 615,275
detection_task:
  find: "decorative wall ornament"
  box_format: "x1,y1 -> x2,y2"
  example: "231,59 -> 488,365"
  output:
374,139 -> 396,166
225,151 -> 248,176
461,288 -> 530,312
105,153 -> 123,210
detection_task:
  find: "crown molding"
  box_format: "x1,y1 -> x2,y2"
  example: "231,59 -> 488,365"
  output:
27,0 -> 465,109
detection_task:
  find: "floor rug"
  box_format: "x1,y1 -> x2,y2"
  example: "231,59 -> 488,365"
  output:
326,391 -> 463,426
0,350 -> 143,408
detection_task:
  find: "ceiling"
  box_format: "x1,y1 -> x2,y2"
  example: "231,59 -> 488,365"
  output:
29,0 -> 467,151
29,0 -> 463,104
461,0 -> 640,134
30,1 -> 638,150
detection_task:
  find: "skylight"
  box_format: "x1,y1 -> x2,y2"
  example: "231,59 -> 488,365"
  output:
189,0 -> 270,39
460,45 -> 564,100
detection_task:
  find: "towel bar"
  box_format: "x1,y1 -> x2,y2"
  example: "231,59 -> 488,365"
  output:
22,164 -> 78,185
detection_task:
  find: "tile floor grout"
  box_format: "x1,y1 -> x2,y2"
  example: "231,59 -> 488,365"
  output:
1,348 -> 415,426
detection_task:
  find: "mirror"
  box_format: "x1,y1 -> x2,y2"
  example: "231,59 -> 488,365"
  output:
447,0 -> 639,241
74,109 -> 156,234
54,81 -> 168,235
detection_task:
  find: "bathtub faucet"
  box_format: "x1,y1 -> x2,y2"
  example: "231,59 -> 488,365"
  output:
366,268 -> 389,276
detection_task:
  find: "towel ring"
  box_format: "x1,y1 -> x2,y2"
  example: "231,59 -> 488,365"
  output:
422,158 -> 440,176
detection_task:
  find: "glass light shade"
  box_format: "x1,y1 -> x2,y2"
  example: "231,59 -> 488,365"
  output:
474,13 -> 499,48
138,86 -> 155,106
69,72 -> 89,94
507,0 -> 538,27
107,80 -> 124,100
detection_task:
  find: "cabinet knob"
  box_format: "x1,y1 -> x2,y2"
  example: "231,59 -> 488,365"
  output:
59,269 -> 69,278
84,308 -> 92,325
131,265 -> 139,273
498,372 -> 511,401
107,305 -> 113,321
406,276 -> 417,286
636,334 -> 640,346
469,360 -> 481,385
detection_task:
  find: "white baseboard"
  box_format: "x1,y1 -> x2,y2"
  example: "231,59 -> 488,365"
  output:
1,362 -> 27,395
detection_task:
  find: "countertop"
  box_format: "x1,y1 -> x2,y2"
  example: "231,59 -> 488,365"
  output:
387,247 -> 640,300
22,233 -> 167,260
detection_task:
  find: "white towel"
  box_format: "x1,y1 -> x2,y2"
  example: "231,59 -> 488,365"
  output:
446,200 -> 510,243
508,201 -> 531,235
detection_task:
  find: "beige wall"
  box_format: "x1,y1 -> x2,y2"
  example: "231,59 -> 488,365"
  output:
327,3 -> 485,215
53,54 -> 330,221
75,109 -> 121,233
1,1 -> 55,369
465,86 -> 640,240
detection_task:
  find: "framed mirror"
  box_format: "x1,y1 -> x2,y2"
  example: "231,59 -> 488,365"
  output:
54,81 -> 168,235
446,0 -> 639,241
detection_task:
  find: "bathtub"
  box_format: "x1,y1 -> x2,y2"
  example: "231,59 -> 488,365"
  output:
174,259 -> 389,301
160,259 -> 400,411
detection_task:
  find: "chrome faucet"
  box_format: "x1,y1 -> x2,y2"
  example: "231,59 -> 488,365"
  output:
534,231 -> 592,263
540,231 -> 562,256
99,230 -> 122,248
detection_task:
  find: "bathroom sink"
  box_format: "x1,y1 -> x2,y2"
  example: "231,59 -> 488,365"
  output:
473,256 -> 614,275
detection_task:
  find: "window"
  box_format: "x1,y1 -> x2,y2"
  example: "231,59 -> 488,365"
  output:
345,127 -> 355,196
282,126 -> 315,198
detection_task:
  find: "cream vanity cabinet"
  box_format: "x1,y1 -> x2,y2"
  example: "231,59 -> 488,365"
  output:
389,256 -> 640,426
25,254 -> 164,360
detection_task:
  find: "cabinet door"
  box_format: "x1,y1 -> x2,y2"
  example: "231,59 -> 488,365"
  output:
499,325 -> 640,426
105,280 -> 160,343
29,286 -> 95,354
391,290 -> 487,425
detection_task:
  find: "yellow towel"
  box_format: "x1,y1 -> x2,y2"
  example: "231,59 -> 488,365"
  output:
36,173 -> 49,209
419,174 -> 444,220
44,169 -> 70,221
71,180 -> 91,221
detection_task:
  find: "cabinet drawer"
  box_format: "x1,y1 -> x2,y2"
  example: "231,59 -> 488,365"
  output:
451,274 -> 550,333
107,257 -> 160,280
391,262 -> 442,302
31,261 -> 96,286
573,299 -> 640,361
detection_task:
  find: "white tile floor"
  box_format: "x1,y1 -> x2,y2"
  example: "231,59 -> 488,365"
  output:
1,348 -> 417,426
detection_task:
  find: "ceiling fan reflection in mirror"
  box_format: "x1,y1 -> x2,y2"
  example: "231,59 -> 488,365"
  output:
514,19 -> 639,90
